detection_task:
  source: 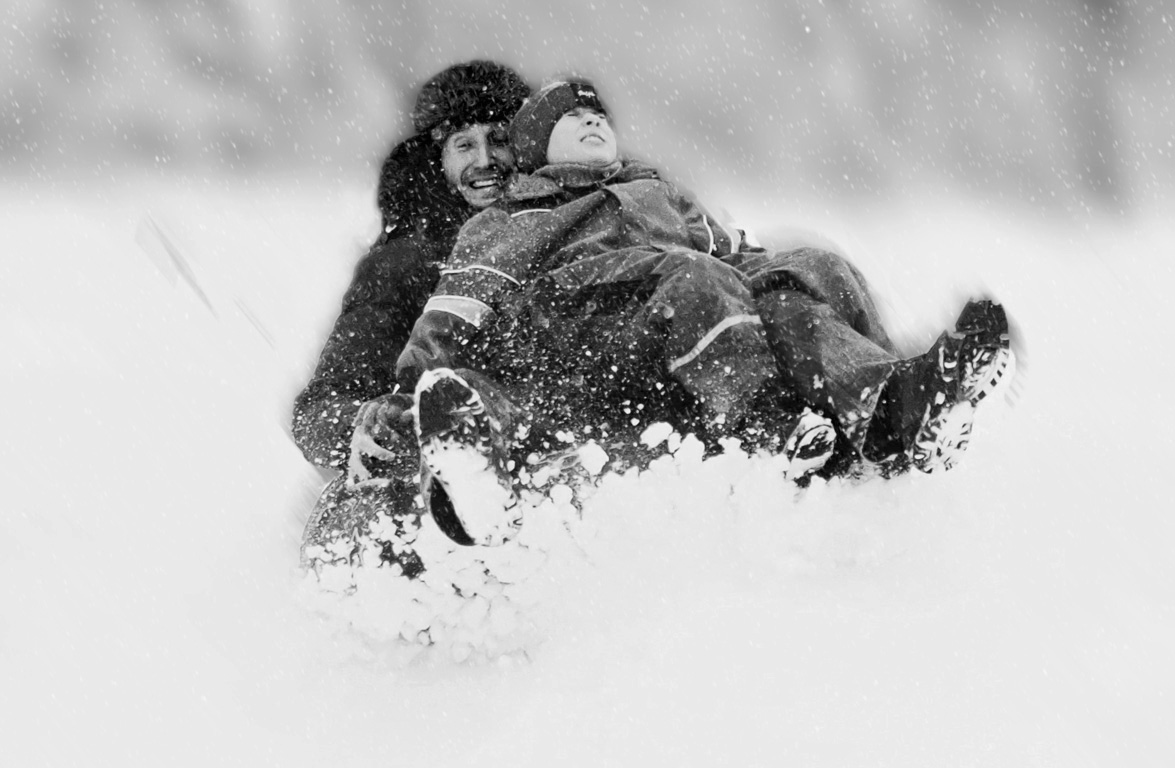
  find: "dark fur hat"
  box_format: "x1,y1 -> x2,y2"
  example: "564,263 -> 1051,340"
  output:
377,61 -> 531,239
411,60 -> 531,141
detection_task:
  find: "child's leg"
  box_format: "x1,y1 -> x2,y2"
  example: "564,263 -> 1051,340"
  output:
635,252 -> 841,477
650,252 -> 780,417
728,246 -> 898,353
738,248 -> 1014,475
754,287 -> 899,451
539,247 -> 837,476
862,300 -> 1012,473
727,247 -> 901,453
546,247 -> 780,420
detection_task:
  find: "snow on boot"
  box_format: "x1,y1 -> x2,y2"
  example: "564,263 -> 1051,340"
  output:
954,298 -> 1014,405
300,475 -> 424,579
780,407 -> 837,481
907,299 -> 1012,473
414,369 -> 522,547
904,343 -> 972,474
723,380 -> 837,482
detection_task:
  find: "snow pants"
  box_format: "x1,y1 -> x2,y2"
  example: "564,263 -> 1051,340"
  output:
724,247 -> 902,449
472,245 -> 901,457
537,246 -> 779,418
458,245 -> 781,442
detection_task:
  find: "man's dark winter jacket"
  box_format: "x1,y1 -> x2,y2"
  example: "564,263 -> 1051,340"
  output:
291,136 -> 472,469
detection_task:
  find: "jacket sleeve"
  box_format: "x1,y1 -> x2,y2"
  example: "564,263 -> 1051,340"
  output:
394,309 -> 481,392
391,210 -> 515,390
393,205 -> 546,390
429,206 -> 534,319
396,191 -> 607,389
667,183 -> 736,257
291,240 -> 439,469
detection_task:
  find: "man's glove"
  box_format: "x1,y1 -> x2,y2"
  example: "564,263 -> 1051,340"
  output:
346,392 -> 416,488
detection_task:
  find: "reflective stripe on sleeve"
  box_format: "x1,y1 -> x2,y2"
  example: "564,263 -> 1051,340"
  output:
667,314 -> 764,373
423,295 -> 495,328
702,216 -> 717,254
439,264 -> 522,286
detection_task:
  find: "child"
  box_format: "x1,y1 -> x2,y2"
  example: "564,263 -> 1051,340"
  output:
399,83 -> 802,424
397,80 -> 1012,546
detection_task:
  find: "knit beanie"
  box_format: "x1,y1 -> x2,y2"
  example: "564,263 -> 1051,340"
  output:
509,80 -> 610,172
411,60 -> 532,141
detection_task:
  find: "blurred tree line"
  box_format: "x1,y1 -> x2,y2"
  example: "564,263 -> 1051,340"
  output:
2,0 -> 1170,213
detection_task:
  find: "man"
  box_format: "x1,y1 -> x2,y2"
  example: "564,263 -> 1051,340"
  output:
293,61 -> 531,577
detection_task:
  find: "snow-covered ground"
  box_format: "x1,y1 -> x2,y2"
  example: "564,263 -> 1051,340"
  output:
3,176 -> 1173,767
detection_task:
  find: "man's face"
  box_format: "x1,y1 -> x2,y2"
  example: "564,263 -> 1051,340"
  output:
441,123 -> 513,208
546,107 -> 617,167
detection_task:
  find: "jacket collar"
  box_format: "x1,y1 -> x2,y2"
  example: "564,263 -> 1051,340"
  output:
505,159 -> 661,202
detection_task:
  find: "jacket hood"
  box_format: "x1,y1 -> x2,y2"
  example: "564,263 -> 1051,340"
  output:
376,134 -> 471,242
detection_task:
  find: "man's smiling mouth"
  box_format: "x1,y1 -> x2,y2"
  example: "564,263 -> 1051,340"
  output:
466,175 -> 502,190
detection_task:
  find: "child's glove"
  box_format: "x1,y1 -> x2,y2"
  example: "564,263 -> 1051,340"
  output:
346,392 -> 416,487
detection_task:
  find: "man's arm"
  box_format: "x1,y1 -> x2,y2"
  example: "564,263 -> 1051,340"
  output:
291,240 -> 439,469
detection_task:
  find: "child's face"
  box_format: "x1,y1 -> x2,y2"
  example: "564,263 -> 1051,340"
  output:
546,107 -> 617,167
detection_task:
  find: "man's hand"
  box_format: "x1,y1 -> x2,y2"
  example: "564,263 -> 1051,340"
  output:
347,392 -> 415,487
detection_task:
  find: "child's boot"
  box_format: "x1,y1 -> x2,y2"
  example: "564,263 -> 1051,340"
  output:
415,368 -> 522,546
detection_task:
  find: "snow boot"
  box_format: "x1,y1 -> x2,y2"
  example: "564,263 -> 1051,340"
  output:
779,407 -> 838,481
300,475 -> 424,579
953,298 -> 1013,405
865,299 -> 1012,473
414,369 -> 522,547
726,385 -> 837,481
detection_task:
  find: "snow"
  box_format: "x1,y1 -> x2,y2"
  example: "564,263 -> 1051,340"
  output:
3,173 -> 1173,766
7,0 -> 1175,759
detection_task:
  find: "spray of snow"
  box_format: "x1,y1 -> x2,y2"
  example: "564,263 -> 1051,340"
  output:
4,178 -> 1175,766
